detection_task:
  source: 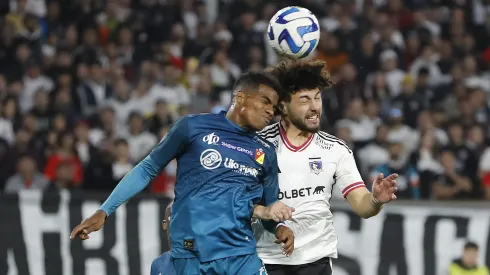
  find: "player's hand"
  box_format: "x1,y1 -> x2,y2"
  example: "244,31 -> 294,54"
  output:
70,210 -> 107,240
275,225 -> 294,256
264,201 -> 295,222
372,173 -> 398,204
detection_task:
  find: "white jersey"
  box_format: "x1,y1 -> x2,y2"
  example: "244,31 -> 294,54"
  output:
254,122 -> 365,265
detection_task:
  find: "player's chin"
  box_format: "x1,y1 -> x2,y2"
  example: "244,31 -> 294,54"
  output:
251,120 -> 269,131
303,120 -> 320,132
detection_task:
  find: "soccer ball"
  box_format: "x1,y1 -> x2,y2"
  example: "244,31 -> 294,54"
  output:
268,6 -> 320,59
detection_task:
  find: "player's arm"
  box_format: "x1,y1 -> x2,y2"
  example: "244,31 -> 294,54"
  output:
336,149 -> 397,219
255,152 -> 294,231
70,116 -> 190,240
257,151 -> 295,256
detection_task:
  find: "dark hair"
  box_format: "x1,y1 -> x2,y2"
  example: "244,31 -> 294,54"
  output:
266,59 -> 333,103
464,241 -> 478,250
232,71 -> 284,97
114,138 -> 128,147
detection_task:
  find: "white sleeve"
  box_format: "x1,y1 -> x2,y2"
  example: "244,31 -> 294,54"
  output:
335,148 -> 365,198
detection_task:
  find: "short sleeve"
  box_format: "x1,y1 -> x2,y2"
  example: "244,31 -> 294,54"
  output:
335,149 -> 365,198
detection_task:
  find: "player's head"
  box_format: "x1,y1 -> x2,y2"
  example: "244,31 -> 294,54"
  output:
267,59 -> 333,133
462,241 -> 479,267
229,72 -> 283,131
162,201 -> 173,247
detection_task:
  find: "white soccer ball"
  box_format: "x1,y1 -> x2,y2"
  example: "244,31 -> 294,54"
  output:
268,6 -> 320,59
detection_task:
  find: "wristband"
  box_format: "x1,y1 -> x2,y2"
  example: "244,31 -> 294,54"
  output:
276,222 -> 288,229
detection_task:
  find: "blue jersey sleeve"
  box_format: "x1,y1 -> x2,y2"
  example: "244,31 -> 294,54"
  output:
150,259 -> 158,275
261,150 -> 281,233
263,151 -> 279,206
99,116 -> 190,216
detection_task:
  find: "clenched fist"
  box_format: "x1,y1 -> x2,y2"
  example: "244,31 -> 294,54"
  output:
253,201 -> 295,222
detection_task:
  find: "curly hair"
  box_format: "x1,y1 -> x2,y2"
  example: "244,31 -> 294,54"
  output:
266,59 -> 334,103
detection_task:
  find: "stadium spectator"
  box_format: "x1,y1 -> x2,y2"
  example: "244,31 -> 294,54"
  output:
0,0 -> 488,202
449,242 -> 489,275
4,154 -> 49,193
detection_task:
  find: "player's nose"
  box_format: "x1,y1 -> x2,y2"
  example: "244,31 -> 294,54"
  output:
265,106 -> 274,117
309,101 -> 321,112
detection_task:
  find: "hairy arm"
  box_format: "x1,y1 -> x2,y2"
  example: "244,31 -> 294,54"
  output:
346,188 -> 383,219
336,147 -> 381,219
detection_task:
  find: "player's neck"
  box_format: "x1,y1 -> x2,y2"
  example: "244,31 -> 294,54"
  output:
281,120 -> 313,145
226,106 -> 252,132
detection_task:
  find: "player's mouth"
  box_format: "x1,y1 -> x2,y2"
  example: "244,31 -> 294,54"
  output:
306,114 -> 319,123
264,114 -> 272,123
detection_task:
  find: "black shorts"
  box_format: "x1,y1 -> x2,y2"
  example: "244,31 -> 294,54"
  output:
265,257 -> 332,275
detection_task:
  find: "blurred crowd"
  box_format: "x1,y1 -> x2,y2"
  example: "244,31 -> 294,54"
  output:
0,0 -> 490,201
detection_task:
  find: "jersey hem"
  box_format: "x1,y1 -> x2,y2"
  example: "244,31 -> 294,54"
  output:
171,247 -> 257,262
260,252 -> 338,265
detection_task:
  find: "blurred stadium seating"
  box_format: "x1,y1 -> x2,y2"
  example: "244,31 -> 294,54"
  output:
1,0 -> 490,274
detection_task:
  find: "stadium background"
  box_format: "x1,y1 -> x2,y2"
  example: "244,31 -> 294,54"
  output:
0,0 -> 490,274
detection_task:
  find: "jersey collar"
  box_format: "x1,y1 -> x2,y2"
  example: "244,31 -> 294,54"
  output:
279,121 -> 315,152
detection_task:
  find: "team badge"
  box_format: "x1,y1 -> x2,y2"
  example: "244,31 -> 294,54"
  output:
309,157 -> 323,174
255,148 -> 265,164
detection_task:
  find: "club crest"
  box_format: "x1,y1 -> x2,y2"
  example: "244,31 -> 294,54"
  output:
309,157 -> 323,174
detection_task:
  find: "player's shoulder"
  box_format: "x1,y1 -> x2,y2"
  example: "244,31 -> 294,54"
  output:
257,122 -> 280,143
177,113 -> 224,129
151,251 -> 173,271
180,113 -> 217,123
314,131 -> 353,154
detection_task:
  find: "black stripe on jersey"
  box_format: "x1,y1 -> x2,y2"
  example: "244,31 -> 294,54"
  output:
309,157 -> 321,160
260,132 -> 280,141
317,132 -> 351,153
317,132 -> 352,154
259,124 -> 279,137
259,126 -> 279,140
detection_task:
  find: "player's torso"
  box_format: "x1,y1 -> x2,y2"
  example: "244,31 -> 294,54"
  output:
170,113 -> 275,261
176,114 -> 271,198
260,123 -> 338,215
255,123 -> 341,264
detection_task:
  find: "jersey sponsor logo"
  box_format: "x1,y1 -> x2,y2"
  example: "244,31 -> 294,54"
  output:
255,148 -> 265,165
315,138 -> 333,150
278,186 -> 325,199
183,239 -> 194,250
200,149 -> 222,170
313,186 -> 325,194
253,136 -> 271,148
220,141 -> 254,156
203,132 -> 220,145
309,157 -> 323,174
224,158 -> 259,177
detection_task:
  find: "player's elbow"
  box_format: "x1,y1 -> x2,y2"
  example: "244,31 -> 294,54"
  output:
358,212 -> 377,219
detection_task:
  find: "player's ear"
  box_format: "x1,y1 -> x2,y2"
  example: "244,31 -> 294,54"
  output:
279,101 -> 288,116
235,91 -> 245,106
